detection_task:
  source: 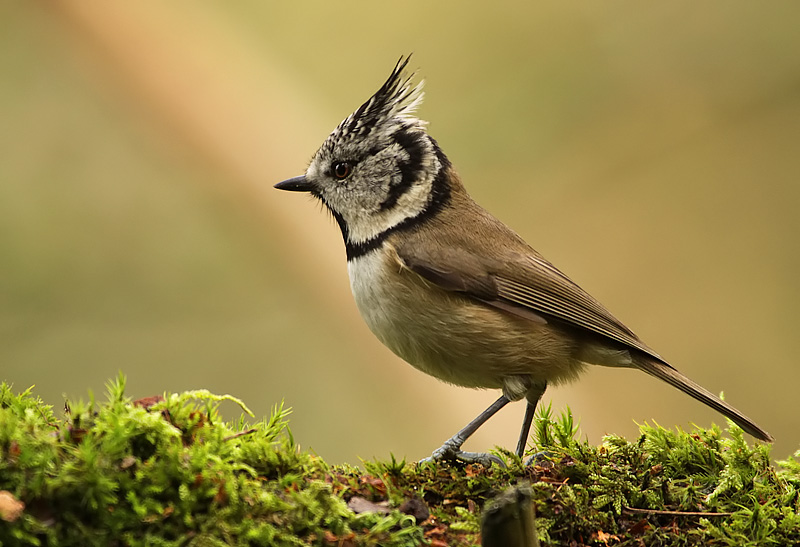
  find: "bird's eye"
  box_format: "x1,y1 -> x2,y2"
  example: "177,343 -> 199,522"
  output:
332,161 -> 352,180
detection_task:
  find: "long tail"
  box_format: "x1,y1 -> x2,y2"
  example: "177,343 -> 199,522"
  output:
635,357 -> 773,442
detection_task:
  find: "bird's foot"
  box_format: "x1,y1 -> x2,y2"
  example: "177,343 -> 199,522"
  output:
524,450 -> 554,467
419,439 -> 505,467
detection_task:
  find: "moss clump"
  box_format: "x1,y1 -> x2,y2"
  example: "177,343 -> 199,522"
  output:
0,375 -> 422,546
344,405 -> 800,546
1,378 -> 798,546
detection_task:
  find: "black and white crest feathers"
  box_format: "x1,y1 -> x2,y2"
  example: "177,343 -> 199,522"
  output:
343,57 -> 424,137
321,56 -> 425,156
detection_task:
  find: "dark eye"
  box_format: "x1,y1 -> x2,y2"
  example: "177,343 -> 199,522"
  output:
332,161 -> 352,180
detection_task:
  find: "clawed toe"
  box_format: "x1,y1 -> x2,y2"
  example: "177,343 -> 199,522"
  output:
455,450 -> 506,467
524,450 -> 554,467
419,441 -> 506,468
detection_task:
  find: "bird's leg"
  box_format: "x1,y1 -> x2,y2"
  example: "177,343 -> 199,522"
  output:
515,383 -> 547,459
515,403 -> 536,458
420,395 -> 510,467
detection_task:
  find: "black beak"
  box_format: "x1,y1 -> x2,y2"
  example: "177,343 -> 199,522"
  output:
274,175 -> 313,192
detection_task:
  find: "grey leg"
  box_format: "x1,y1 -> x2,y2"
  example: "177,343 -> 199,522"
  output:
420,395 -> 510,467
515,383 -> 547,459
515,403 -> 536,458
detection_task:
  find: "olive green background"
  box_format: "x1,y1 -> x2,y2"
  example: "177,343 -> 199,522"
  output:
2,2 -> 798,463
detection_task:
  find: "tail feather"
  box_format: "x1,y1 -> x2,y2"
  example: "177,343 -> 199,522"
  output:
635,357 -> 773,442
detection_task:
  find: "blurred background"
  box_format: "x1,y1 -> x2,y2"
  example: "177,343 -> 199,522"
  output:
2,2 -> 798,464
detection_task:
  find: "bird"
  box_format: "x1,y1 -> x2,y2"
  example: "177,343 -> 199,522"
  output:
274,56 -> 773,465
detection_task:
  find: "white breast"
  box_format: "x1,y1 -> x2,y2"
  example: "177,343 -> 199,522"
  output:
347,249 -> 510,391
347,251 -> 410,355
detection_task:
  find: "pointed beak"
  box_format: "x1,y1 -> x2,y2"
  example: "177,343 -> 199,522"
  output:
274,175 -> 313,192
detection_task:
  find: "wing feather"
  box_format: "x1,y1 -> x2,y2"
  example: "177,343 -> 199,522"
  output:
397,243 -> 665,363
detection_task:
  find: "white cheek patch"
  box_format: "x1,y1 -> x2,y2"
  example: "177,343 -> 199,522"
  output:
345,169 -> 435,244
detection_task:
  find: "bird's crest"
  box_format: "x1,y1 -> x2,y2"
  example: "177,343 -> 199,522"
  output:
321,56 -> 425,155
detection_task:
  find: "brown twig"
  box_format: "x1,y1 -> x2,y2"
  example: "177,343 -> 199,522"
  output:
223,428 -> 258,442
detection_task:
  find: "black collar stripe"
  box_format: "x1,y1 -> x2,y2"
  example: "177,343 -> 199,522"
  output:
346,155 -> 451,261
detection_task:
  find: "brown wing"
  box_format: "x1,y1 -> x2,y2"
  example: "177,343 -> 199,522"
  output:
396,241 -> 666,363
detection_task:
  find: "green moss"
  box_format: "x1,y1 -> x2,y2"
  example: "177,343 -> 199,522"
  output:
0,375 -> 421,546
0,377 -> 798,546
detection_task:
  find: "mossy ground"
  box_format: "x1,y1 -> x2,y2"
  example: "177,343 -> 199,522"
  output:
0,376 -> 797,546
